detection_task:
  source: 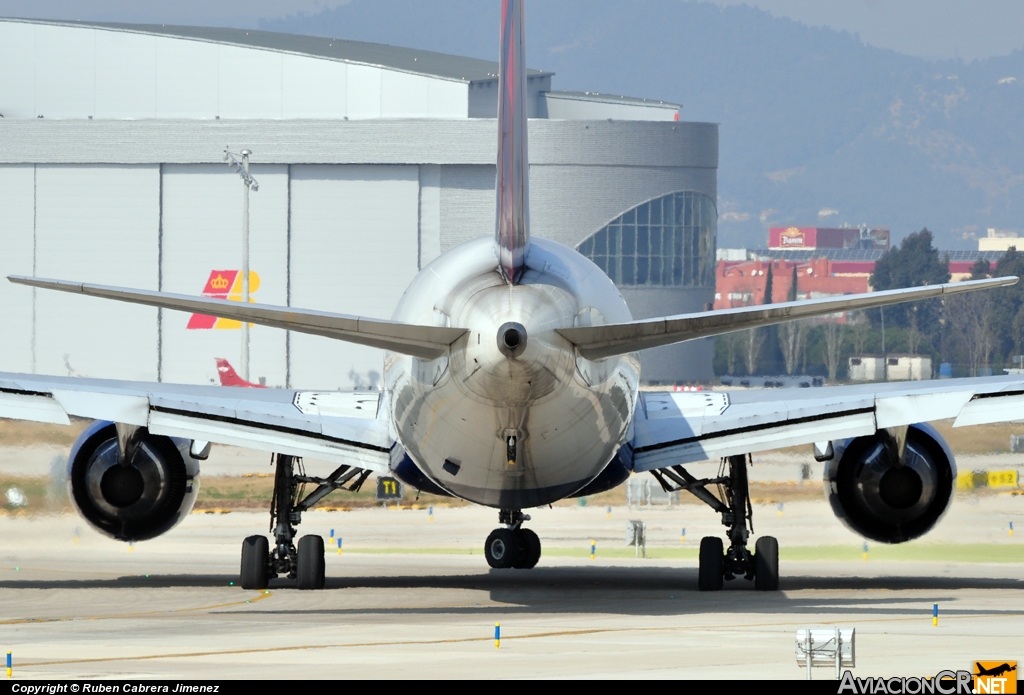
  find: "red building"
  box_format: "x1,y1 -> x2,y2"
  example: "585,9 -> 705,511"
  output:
713,258 -> 869,315
713,257 -> 991,314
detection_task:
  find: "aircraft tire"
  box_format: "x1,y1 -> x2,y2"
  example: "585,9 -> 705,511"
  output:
240,535 -> 269,590
698,536 -> 724,591
296,534 -> 326,590
484,528 -> 519,569
754,536 -> 779,591
514,528 -> 541,569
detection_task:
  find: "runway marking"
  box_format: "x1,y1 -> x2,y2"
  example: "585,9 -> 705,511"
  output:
0,590 -> 273,626
17,609 -> 1024,668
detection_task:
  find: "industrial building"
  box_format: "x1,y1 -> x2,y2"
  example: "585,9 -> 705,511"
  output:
0,19 -> 718,388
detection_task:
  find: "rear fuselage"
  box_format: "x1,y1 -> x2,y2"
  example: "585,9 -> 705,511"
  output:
385,237 -> 640,508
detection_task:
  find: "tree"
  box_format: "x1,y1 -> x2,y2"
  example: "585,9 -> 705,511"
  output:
744,327 -> 765,375
869,229 -> 950,347
779,264 -> 806,374
970,257 -> 991,280
759,262 -> 784,373
945,291 -> 992,376
823,320 -> 844,382
986,247 -> 1024,366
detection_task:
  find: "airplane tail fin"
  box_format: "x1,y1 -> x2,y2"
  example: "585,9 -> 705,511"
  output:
215,358 -> 261,388
495,0 -> 530,284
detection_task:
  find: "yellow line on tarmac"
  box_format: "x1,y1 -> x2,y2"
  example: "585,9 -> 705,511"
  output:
0,591 -> 273,626
20,627 -> 628,667
22,610 -> 1024,671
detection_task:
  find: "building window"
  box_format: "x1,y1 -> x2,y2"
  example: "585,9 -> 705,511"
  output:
576,191 -> 717,288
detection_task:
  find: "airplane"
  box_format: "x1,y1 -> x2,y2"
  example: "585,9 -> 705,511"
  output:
1,0 -> 1022,593
975,663 -> 1016,678
215,358 -> 267,389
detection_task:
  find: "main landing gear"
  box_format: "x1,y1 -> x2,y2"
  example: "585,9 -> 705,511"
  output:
484,509 -> 541,569
652,454 -> 779,592
239,453 -> 371,590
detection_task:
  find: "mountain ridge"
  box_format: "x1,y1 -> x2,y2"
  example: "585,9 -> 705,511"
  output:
261,0 -> 1024,250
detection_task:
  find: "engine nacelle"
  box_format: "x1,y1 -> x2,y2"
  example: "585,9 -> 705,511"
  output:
68,420 -> 201,542
824,423 -> 955,544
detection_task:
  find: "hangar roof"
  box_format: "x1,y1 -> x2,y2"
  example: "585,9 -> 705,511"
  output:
2,18 -> 553,83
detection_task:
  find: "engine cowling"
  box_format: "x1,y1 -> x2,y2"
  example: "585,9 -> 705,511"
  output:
824,423 -> 955,544
68,420 -> 201,542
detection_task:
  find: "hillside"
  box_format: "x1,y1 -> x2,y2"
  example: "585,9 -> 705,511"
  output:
261,0 -> 1024,250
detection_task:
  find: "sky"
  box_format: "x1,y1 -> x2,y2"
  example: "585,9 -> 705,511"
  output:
1,0 -> 1023,62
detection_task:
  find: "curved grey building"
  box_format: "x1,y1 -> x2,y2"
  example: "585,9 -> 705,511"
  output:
0,19 -> 717,388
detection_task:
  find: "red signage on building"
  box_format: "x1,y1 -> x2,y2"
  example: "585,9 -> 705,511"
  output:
768,226 -> 889,250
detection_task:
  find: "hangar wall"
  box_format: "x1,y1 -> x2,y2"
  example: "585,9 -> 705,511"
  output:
0,118 -> 717,388
0,18 -> 718,387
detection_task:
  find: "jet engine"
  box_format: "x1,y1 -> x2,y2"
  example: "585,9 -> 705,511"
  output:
68,420 -> 201,542
824,423 -> 955,544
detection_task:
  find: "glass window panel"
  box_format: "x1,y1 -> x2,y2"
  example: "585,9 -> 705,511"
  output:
622,226 -> 635,256
621,257 -> 635,285
621,208 -> 636,225
578,239 -> 593,256
673,255 -> 683,285
651,227 -> 662,256
650,198 -> 662,225
593,231 -> 607,255
607,225 -> 619,256
636,256 -> 649,285
650,255 -> 662,285
637,225 -> 649,255
593,256 -> 607,273
636,203 -> 649,225
606,256 -> 618,284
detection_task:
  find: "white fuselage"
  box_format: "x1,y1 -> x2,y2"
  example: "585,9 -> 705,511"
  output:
385,237 -> 640,508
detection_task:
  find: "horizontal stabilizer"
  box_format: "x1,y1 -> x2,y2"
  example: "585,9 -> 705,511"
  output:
8,276 -> 467,360
558,276 -> 1017,360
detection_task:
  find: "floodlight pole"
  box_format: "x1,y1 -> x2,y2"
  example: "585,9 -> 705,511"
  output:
241,149 -> 251,382
224,147 -> 259,382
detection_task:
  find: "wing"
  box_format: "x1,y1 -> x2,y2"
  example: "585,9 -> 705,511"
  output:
8,276 -> 466,360
0,372 -> 392,473
632,375 -> 1024,471
559,277 -> 1016,360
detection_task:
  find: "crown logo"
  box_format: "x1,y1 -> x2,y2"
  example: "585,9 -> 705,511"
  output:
210,274 -> 230,290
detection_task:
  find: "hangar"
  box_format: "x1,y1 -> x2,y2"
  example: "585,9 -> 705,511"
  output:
0,19 -> 718,388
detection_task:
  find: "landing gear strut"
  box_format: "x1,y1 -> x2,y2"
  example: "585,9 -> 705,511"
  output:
652,454 -> 779,591
484,509 -> 541,569
239,453 -> 371,590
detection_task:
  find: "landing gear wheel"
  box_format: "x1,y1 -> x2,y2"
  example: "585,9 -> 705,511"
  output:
698,536 -> 724,591
754,536 -> 779,591
514,528 -> 541,569
485,528 -> 520,569
296,535 -> 325,590
240,535 -> 269,590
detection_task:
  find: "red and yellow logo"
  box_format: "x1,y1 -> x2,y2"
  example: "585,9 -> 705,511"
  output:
780,227 -> 806,247
974,661 -> 1017,694
186,270 -> 260,330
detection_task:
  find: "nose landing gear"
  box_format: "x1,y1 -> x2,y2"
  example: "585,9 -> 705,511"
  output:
484,509 -> 541,569
652,454 -> 779,591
